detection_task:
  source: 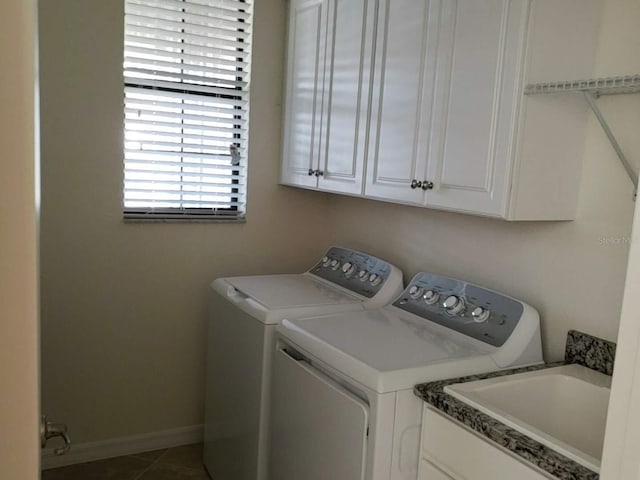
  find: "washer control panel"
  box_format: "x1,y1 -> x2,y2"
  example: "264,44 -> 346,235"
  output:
393,272 -> 526,347
310,247 -> 394,298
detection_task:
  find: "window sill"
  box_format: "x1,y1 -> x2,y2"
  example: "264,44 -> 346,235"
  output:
123,215 -> 246,224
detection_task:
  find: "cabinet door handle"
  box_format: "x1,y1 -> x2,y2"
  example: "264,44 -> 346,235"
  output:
308,168 -> 315,176
421,181 -> 434,190
315,170 -> 324,177
410,179 -> 421,189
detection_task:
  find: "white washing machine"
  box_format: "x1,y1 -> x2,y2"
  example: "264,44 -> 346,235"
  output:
269,272 -> 544,480
203,247 -> 403,480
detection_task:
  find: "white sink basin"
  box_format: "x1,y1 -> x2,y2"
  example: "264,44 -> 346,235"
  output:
444,364 -> 611,472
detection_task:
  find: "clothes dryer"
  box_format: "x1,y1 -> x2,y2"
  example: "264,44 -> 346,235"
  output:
203,247 -> 403,480
270,272 -> 543,480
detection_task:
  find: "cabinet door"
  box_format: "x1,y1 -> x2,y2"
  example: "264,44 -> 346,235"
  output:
425,0 -> 529,217
280,0 -> 328,188
316,0 -> 374,195
365,0 -> 443,204
422,407 -> 553,480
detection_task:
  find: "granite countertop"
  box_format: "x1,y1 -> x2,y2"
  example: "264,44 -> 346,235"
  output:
414,330 -> 616,480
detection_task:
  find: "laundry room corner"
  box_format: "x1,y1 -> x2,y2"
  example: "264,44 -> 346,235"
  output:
38,0 -> 333,458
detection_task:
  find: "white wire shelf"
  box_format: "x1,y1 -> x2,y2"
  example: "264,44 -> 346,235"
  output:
525,74 -> 640,96
525,74 -> 640,197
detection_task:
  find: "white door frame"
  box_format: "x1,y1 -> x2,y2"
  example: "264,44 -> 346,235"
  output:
601,200 -> 640,479
0,0 -> 40,478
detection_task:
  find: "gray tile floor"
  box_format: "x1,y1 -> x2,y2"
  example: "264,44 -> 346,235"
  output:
41,443 -> 210,480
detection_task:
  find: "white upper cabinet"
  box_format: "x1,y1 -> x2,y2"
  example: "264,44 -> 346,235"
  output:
424,0 -> 526,217
281,0 -> 374,194
281,0 -> 601,220
281,0 -> 328,189
424,0 -> 601,219
318,0 -> 374,194
364,0 -> 441,204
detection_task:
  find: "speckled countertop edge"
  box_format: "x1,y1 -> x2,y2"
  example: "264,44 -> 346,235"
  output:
565,330 -> 616,376
414,331 -> 616,480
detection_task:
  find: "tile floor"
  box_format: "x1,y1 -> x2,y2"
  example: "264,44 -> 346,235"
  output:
41,443 -> 209,480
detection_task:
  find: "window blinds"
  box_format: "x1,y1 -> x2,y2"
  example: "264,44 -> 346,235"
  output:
123,0 -> 251,220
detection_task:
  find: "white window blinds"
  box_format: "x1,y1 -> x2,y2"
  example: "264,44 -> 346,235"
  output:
123,0 -> 251,221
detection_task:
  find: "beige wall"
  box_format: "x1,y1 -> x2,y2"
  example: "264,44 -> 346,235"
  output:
324,0 -> 640,361
0,0 -> 40,477
39,0 -> 330,444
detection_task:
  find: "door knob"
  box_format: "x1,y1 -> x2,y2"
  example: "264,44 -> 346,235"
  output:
40,415 -> 71,456
410,179 -> 422,189
421,181 -> 434,190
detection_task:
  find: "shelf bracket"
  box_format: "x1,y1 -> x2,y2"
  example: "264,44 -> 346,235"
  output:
583,91 -> 638,198
525,75 -> 640,199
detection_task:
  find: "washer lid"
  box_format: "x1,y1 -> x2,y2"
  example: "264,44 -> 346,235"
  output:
226,274 -> 361,310
279,308 -> 497,393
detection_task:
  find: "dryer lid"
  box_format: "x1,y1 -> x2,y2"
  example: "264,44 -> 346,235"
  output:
226,274 -> 361,309
278,308 -> 499,393
283,309 -> 490,372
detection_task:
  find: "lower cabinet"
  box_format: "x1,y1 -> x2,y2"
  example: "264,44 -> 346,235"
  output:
419,407 -> 553,480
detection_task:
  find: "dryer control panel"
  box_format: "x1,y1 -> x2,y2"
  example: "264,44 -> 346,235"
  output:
393,273 -> 533,347
310,247 -> 395,298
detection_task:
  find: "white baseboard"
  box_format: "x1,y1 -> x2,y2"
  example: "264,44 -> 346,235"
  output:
41,424 -> 204,470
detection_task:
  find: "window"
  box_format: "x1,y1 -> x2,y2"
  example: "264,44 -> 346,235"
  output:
123,0 -> 252,221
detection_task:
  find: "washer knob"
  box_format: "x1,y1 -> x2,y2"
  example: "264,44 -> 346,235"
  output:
321,256 -> 331,267
358,270 -> 368,281
330,259 -> 340,270
443,295 -> 465,315
408,285 -> 423,299
369,273 -> 382,286
342,262 -> 356,276
423,290 -> 440,305
471,306 -> 491,323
